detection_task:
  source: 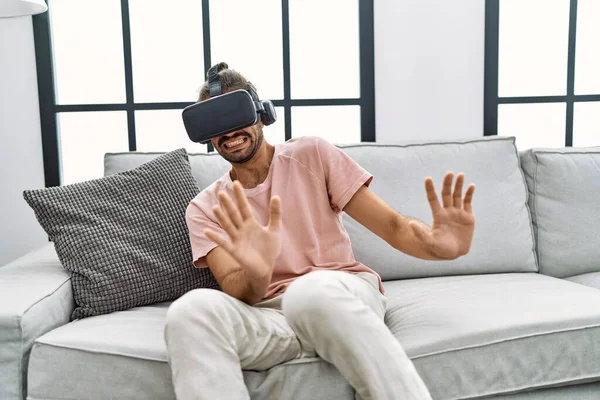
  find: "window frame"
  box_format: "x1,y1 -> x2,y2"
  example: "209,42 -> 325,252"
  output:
33,0 -> 375,187
484,0 -> 600,144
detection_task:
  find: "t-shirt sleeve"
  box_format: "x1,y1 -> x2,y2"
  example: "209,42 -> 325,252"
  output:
185,199 -> 224,268
315,137 -> 373,213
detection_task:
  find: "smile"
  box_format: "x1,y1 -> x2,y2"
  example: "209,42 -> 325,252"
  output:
223,137 -> 248,151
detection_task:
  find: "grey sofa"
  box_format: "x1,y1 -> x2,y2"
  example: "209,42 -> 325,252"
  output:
3,135 -> 600,400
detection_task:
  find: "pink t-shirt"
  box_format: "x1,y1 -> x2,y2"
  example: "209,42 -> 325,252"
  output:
185,136 -> 384,300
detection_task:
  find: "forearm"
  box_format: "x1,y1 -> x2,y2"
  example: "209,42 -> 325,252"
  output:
391,215 -> 444,261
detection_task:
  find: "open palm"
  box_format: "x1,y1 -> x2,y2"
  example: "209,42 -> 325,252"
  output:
204,181 -> 282,277
410,172 -> 476,260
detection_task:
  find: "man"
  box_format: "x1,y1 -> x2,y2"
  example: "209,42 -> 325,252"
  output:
164,63 -> 476,400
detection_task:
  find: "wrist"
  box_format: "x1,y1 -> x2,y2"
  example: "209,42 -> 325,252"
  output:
243,262 -> 275,299
392,216 -> 443,260
244,259 -> 275,281
390,215 -> 427,248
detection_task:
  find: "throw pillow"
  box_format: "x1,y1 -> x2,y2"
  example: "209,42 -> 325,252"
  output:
23,148 -> 218,320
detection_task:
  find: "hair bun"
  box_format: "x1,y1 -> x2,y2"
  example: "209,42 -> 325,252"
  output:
206,62 -> 229,79
215,62 -> 229,72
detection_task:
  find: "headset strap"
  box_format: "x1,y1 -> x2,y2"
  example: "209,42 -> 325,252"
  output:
207,65 -> 222,97
254,101 -> 265,113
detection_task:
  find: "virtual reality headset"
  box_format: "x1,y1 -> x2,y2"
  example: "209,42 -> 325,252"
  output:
182,65 -> 277,145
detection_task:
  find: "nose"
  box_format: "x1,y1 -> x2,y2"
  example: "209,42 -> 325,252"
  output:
222,131 -> 244,140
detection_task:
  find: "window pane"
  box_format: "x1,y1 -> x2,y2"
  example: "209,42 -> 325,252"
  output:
498,103 -> 566,150
59,112 -> 129,185
292,106 -> 360,144
50,0 -> 126,104
498,0 -> 569,97
263,107 -> 286,145
289,0 -> 359,99
135,110 -> 207,153
210,0 -> 283,101
573,102 -> 600,147
129,0 -> 204,102
575,0 -> 600,95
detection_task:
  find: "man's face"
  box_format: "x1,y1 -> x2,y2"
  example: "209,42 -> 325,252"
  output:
211,121 -> 264,164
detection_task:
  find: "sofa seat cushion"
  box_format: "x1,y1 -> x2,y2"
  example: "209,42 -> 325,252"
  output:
565,272 -> 600,290
385,273 -> 600,399
28,273 -> 600,400
26,302 -> 352,400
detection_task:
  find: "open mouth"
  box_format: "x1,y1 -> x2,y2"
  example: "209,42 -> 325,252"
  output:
223,137 -> 248,152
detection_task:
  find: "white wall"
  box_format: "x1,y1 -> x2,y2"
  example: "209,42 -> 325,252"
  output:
0,16 -> 48,265
375,0 -> 485,142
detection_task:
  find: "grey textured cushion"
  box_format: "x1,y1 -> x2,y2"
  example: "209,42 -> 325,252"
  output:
384,273 -> 600,399
27,302 -> 353,400
0,244 -> 73,400
23,149 -> 217,320
520,148 -> 600,278
104,137 -> 538,281
342,136 -> 537,280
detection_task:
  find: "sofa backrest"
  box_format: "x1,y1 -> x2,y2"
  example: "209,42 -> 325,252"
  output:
105,151 -> 231,190
105,136 -> 538,281
339,136 -> 537,280
520,148 -> 600,279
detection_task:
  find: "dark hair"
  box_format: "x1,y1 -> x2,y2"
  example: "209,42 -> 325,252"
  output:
197,62 -> 258,102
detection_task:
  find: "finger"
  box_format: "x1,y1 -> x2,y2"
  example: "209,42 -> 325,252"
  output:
213,206 -> 238,241
268,196 -> 282,231
204,228 -> 235,255
232,181 -> 253,221
218,191 -> 243,228
441,172 -> 454,208
424,177 -> 442,215
463,184 -> 476,213
453,173 -> 464,208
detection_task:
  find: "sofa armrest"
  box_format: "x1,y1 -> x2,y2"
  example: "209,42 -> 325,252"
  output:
0,243 -> 74,400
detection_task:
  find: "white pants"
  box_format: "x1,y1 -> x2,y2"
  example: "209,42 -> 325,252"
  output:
164,270 -> 432,400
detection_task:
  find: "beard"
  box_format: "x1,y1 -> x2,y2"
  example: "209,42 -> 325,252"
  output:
216,128 -> 264,164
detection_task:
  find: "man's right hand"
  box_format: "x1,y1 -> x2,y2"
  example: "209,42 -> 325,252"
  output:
204,181 -> 283,282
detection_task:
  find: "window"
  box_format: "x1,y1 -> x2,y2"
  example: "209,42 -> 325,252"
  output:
34,0 -> 375,186
484,0 -> 600,150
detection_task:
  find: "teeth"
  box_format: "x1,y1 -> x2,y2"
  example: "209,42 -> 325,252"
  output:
226,139 -> 244,148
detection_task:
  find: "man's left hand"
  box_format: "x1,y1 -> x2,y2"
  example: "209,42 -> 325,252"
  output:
410,172 -> 476,260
